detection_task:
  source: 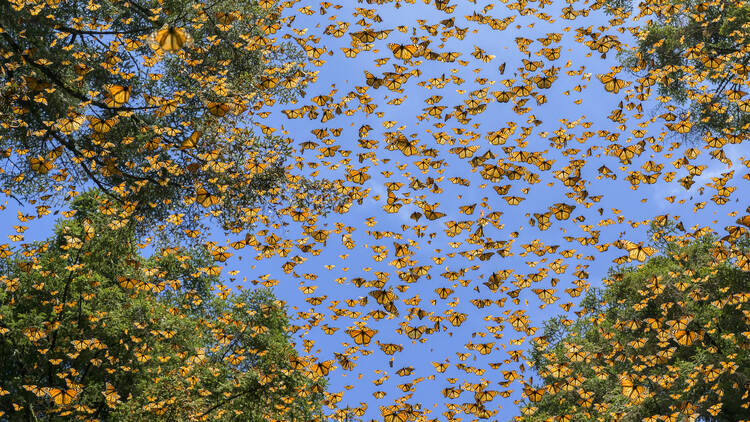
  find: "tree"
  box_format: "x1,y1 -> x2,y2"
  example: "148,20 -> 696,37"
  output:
0,190 -> 326,421
0,0 -> 339,234
604,0 -> 750,138
518,232 -> 750,422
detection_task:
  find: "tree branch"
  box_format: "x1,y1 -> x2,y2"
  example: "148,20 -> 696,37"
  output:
46,247 -> 82,385
53,25 -> 151,36
1,33 -> 159,113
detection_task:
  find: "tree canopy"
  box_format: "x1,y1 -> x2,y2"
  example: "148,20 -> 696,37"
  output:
0,0 -> 338,233
1,0 -> 750,420
0,190 -> 326,421
519,230 -> 750,422
608,0 -> 750,137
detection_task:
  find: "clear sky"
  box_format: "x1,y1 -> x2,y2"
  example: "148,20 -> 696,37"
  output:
2,0 -> 747,421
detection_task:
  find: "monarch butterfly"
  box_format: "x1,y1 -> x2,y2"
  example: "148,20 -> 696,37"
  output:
259,76 -> 278,89
504,196 -> 524,205
642,173 -> 659,184
669,120 -> 692,134
24,327 -> 46,342
305,296 -> 325,305
403,325 -> 426,339
393,242 -> 411,257
440,51 -> 461,62
534,76 -> 554,89
514,84 -> 533,96
523,386 -> 545,402
318,145 -> 339,157
543,47 -> 561,60
492,91 -> 514,103
29,156 -> 53,174
57,114 -> 85,134
71,339 -> 92,351
447,312 -> 467,327
350,30 -> 377,43
179,131 -> 201,150
311,230 -> 329,242
89,116 -> 118,133
434,0 -> 455,11
118,276 -> 142,289
432,361 -> 450,372
621,375 -> 648,401
311,360 -> 333,376
442,387 -> 461,398
195,188 -> 219,207
707,403 -> 723,417
598,74 -> 627,93
369,289 -> 396,305
335,353 -> 354,371
47,387 -> 80,406
523,58 -> 542,71
674,329 -> 701,346
383,76 -> 405,91
206,102 -> 231,117
23,384 -> 45,398
474,342 -> 494,355
551,203 -> 575,220
348,327 -> 376,345
341,47 -> 359,58
473,389 -> 497,403
346,168 -> 370,184
389,43 -> 418,60
701,55 -> 723,69
105,85 -> 131,107
561,6 -> 577,19
23,76 -> 52,91
736,214 -> 750,229
321,324 -> 338,335
533,288 -> 558,304
211,250 -> 231,262
364,71 -> 383,88
150,24 -> 193,52
626,242 -> 655,262
382,408 -> 408,422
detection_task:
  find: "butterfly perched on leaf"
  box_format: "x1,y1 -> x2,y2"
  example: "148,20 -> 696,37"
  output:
45,386 -> 81,406
105,85 -> 131,107
620,375 -> 648,403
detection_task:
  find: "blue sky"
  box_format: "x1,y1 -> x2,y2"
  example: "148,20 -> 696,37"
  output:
2,0 -> 748,421
224,0 -> 748,419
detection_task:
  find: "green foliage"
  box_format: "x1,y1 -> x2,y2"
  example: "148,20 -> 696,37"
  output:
0,0 -> 339,235
608,0 -> 750,137
0,190 -> 326,420
520,237 -> 750,422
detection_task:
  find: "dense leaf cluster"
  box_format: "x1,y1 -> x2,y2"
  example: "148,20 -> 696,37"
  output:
0,0 -> 338,234
521,234 -> 750,421
0,191 -> 326,420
